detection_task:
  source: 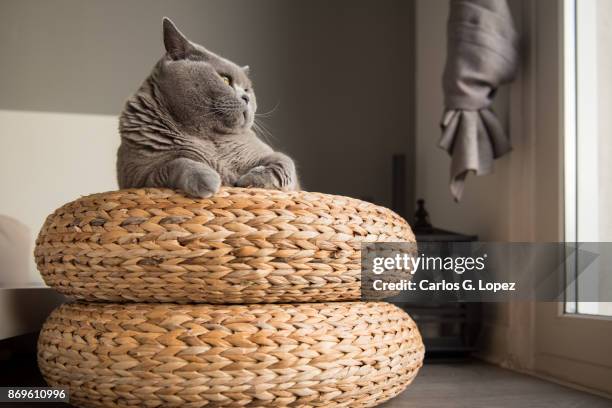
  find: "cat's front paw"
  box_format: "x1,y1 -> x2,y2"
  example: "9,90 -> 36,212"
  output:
236,166 -> 280,189
180,168 -> 221,198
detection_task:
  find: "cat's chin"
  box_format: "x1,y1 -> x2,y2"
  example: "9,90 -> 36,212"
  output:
212,123 -> 249,135
214,112 -> 252,134
242,112 -> 255,129
212,125 -> 236,135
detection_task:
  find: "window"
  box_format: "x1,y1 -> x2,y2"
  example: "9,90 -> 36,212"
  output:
533,1 -> 612,395
565,0 -> 612,317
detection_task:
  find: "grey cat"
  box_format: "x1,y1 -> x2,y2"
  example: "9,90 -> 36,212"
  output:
117,18 -> 298,197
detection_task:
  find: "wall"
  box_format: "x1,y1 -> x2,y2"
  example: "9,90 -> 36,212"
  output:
0,111 -> 119,286
415,0 -> 537,371
0,0 -> 415,288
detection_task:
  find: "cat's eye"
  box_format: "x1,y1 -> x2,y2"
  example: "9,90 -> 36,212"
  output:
220,74 -> 232,86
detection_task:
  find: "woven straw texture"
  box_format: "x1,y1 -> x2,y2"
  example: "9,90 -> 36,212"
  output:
38,301 -> 424,408
35,188 -> 415,304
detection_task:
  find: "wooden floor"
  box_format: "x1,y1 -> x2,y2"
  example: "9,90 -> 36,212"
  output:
382,361 -> 612,408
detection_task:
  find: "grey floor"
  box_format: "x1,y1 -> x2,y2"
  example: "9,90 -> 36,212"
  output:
382,361 -> 612,408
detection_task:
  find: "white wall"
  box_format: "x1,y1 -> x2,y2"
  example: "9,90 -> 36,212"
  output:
0,110 -> 120,286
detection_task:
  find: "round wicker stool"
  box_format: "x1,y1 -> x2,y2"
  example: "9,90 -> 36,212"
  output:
38,301 -> 424,408
35,188 -> 415,303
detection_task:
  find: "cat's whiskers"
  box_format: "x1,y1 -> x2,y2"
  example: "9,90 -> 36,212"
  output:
252,118 -> 275,144
255,101 -> 280,118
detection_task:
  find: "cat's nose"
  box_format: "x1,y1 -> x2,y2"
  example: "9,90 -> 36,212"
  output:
241,94 -> 250,104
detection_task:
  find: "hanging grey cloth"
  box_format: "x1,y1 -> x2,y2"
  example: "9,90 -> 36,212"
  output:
440,0 -> 519,201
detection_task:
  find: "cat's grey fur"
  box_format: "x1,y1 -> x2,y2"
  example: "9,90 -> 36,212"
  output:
117,18 -> 298,197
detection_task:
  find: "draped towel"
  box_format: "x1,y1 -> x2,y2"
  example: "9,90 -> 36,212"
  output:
440,0 -> 519,201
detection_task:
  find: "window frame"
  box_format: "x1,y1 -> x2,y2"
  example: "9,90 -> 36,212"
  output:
531,0 -> 612,397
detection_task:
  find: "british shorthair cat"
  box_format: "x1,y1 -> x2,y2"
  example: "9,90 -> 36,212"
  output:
117,18 -> 299,197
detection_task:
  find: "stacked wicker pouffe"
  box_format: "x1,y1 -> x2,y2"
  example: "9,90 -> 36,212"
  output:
35,187 -> 424,408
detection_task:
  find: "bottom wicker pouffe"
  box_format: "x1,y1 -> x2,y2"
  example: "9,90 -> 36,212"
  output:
38,301 -> 424,408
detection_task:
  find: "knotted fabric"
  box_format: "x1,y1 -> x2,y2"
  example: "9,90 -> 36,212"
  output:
440,0 -> 519,200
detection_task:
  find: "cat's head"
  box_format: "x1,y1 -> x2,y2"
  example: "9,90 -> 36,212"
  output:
155,18 -> 256,133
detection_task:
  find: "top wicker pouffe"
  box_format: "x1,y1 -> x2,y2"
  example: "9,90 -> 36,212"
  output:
35,187 -> 415,304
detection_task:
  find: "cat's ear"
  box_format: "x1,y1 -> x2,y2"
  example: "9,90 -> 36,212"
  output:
163,17 -> 193,60
242,65 -> 250,75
